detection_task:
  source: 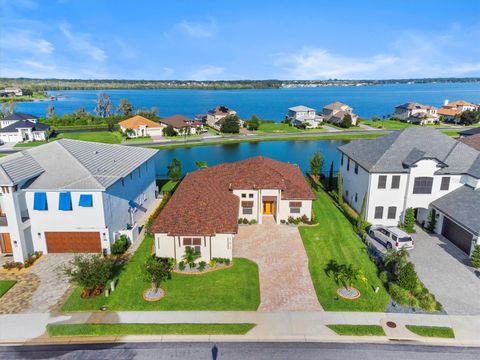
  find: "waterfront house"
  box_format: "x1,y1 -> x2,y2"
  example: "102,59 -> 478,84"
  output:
0,139 -> 158,263
0,113 -> 49,143
286,105 -> 323,128
119,115 -> 164,138
393,102 -> 438,124
0,88 -> 23,97
159,115 -> 203,135
151,156 -> 315,262
206,106 -> 237,130
338,127 -> 480,255
437,100 -> 478,122
323,101 -> 358,126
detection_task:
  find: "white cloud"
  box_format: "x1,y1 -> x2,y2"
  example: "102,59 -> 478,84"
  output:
190,65 -> 224,80
113,36 -> 137,59
59,22 -> 107,62
176,19 -> 216,38
0,30 -> 54,54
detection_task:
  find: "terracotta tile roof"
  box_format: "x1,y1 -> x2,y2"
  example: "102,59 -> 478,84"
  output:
160,115 -> 194,129
460,134 -> 480,151
446,100 -> 477,107
323,101 -> 349,110
151,156 -> 315,236
396,102 -> 436,110
437,108 -> 460,117
119,115 -> 161,129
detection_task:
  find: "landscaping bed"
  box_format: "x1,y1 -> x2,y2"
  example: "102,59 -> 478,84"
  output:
47,323 -> 255,337
406,325 -> 454,338
60,235 -> 260,312
0,280 -> 16,298
327,325 -> 385,336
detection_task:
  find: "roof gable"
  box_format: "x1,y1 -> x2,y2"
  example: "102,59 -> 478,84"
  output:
119,115 -> 161,129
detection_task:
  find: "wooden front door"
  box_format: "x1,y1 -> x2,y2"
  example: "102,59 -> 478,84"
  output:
1,233 -> 12,253
263,201 -> 274,215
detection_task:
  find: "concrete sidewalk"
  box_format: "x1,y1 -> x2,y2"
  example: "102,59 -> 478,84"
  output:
1,311 -> 479,346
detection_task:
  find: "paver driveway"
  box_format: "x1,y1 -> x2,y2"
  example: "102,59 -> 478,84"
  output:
410,227 -> 480,315
234,216 -> 322,312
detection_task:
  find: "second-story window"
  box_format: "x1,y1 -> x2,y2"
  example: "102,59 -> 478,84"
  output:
413,177 -> 434,194
378,175 -> 387,189
391,175 -> 400,189
440,177 -> 450,191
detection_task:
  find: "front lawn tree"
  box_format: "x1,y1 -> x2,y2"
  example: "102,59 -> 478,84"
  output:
95,93 -> 113,118
403,208 -> 416,233
341,114 -> 353,128
144,257 -> 173,292
167,158 -> 182,181
162,125 -> 177,137
337,264 -> 368,291
220,114 -> 240,133
116,98 -> 133,116
246,115 -> 260,130
310,151 -> 324,180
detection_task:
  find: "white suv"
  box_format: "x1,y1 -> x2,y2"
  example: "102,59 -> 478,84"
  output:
369,225 -> 414,251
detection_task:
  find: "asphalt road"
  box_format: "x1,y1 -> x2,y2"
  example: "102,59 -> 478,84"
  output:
1,342 -> 479,360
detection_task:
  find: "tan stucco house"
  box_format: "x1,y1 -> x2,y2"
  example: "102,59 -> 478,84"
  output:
119,115 -> 164,138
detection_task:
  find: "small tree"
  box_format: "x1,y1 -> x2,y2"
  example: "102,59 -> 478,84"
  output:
309,151 -> 323,180
60,255 -> 113,296
470,245 -> 480,269
195,161 -> 208,169
426,209 -> 437,233
75,106 -> 88,118
220,114 -> 240,133
328,161 -> 334,190
395,261 -> 418,292
94,93 -> 113,118
337,264 -> 368,290
116,98 -> 133,116
337,172 -> 343,205
383,248 -> 409,276
246,115 -> 260,130
167,158 -> 182,181
144,257 -> 173,291
182,247 -> 200,269
47,105 -> 56,119
403,208 -> 416,233
341,114 -> 353,128
356,192 -> 367,234
371,115 -> 380,122
162,125 -> 177,137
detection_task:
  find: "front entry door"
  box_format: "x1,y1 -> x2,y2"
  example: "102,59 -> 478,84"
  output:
263,201 -> 274,215
1,233 -> 12,253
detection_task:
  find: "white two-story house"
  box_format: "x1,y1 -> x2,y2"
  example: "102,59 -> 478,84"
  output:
0,139 -> 158,263
151,156 -> 315,262
286,105 -> 322,128
393,102 -> 438,124
0,113 -> 49,143
338,127 -> 480,255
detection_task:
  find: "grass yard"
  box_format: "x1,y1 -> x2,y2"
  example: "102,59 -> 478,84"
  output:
47,323 -> 255,337
363,119 -> 413,130
406,325 -> 455,338
299,189 -> 390,311
124,136 -> 152,143
14,141 -> 49,148
56,131 -> 123,144
327,324 -> 385,336
256,122 -> 304,133
0,280 -> 16,298
442,129 -> 461,137
61,235 -> 260,312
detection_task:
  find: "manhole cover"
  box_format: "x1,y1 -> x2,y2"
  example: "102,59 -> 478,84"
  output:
386,321 -> 397,328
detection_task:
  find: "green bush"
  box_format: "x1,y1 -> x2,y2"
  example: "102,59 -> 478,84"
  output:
418,292 -> 438,312
395,262 -> 418,292
242,218 -> 249,224
249,219 -> 257,225
402,208 -> 416,233
209,259 -> 217,268
178,261 -> 186,271
111,235 -> 129,255
198,261 -> 207,272
379,270 -> 389,284
471,245 -> 480,269
60,255 -> 113,292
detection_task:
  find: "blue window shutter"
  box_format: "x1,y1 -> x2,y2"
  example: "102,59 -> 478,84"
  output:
33,192 -> 47,210
58,192 -> 72,211
79,194 -> 93,207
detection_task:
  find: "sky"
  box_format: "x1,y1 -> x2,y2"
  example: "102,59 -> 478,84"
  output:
1,0 -> 479,80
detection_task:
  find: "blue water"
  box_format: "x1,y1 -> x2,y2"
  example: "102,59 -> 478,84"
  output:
16,82 -> 480,120
153,139 -> 346,178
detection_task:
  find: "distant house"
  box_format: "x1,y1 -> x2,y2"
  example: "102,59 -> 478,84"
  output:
0,113 -> 48,143
323,101 -> 358,126
437,100 -> 478,122
206,106 -> 237,130
393,102 -> 438,124
0,88 -> 23,97
119,115 -> 164,138
159,115 -> 203,135
286,105 -> 322,128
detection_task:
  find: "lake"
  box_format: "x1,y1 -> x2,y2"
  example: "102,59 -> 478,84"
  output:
16,82 -> 480,120
153,139 -> 347,178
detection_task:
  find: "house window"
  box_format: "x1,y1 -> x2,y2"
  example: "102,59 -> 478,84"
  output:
440,177 -> 450,191
355,193 -> 358,202
413,177 -> 434,194
387,206 -> 397,219
289,201 -> 301,214
242,201 -> 253,215
241,193 -> 246,198
183,238 -> 201,254
354,163 -> 358,174
378,176 -> 387,189
249,194 -> 254,198
374,206 -> 384,219
347,158 -> 350,171
391,175 -> 400,189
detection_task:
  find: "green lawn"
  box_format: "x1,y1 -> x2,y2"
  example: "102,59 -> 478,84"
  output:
61,235 -> 260,312
255,122 -> 304,133
47,323 -> 255,337
327,325 -> 386,336
0,280 -> 16,298
124,136 -> 152,143
299,189 -> 390,311
442,129 -> 461,137
160,180 -> 178,193
56,131 -> 123,144
406,325 -> 455,338
363,119 -> 413,130
14,141 -> 49,148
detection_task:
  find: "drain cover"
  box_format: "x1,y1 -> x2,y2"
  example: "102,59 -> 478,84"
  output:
386,321 -> 397,328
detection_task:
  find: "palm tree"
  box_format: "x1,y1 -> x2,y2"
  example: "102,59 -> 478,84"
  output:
337,264 -> 368,290
182,247 -> 200,269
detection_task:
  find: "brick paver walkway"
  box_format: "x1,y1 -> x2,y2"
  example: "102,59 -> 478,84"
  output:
234,216 -> 322,312
0,272 -> 40,314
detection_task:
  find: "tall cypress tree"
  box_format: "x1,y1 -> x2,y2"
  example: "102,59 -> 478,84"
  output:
356,192 -> 367,233
337,172 -> 343,205
328,161 -> 334,190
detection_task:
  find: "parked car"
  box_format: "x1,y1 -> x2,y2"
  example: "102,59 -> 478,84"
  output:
368,225 -> 414,250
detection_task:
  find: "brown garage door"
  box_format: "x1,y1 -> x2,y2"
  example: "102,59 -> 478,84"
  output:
45,232 -> 101,253
441,217 -> 473,254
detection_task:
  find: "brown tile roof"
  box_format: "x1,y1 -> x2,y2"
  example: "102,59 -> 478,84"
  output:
437,108 -> 460,117
446,100 -> 477,107
151,156 -> 316,236
119,115 -> 161,129
323,101 -> 348,110
160,115 -> 194,129
460,134 -> 480,151
208,106 -> 235,115
396,102 -> 436,110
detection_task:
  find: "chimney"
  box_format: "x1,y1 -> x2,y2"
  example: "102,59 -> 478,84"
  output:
444,99 -> 449,106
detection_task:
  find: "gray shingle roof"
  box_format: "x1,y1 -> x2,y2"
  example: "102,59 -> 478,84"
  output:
0,139 -> 158,190
289,105 -> 315,112
0,152 -> 44,186
1,113 -> 39,121
0,120 -> 49,133
431,186 -> 480,235
338,127 -> 480,178
459,128 -> 480,136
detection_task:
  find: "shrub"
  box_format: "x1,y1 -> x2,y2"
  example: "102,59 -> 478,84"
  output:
301,214 -> 309,224
34,251 -> 43,259
238,218 -> 243,224
111,235 -> 129,255
224,258 -> 231,266
2,261 -> 22,270
249,219 -> 257,225
182,247 -> 200,269
418,292 -> 438,312
16,262 -> 24,270
209,259 -> 217,268
145,193 -> 171,235
287,216 -> 295,224
162,124 -> 177,137
395,262 -> 418,292
198,261 -> 207,272
60,255 -> 113,293
471,245 -> 480,269
402,208 -> 416,233
389,282 -> 412,306
242,218 -> 249,224
178,261 -> 186,271
379,270 -> 389,284
426,209 -> 437,233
